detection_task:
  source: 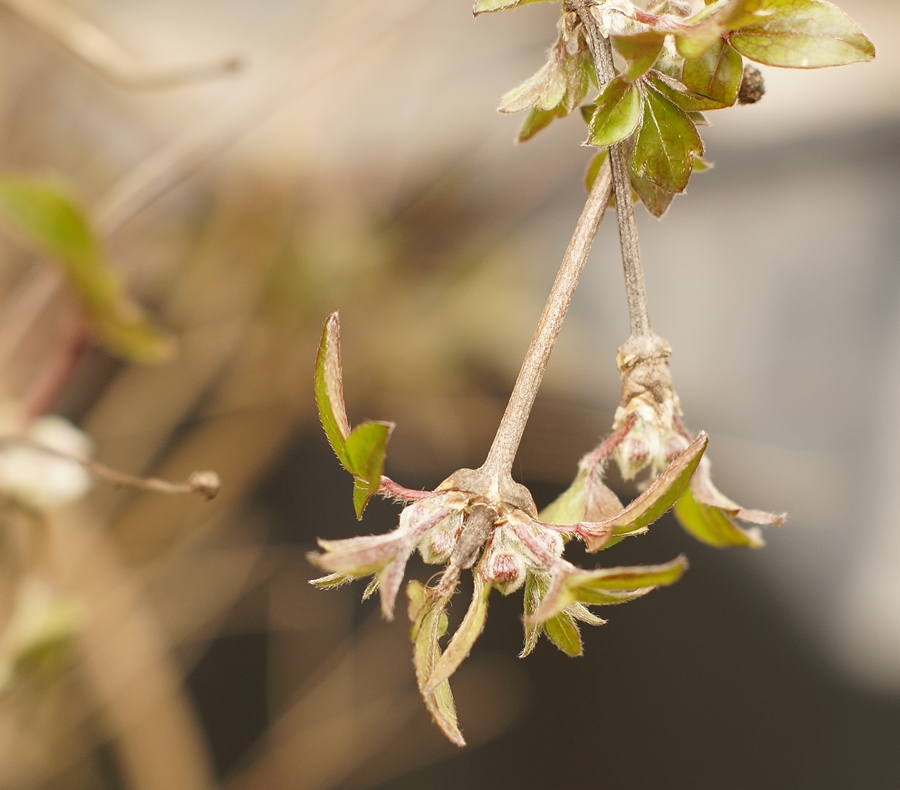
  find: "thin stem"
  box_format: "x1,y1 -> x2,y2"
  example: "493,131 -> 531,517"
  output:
480,160 -> 613,481
572,1 -> 653,338
0,438 -> 221,499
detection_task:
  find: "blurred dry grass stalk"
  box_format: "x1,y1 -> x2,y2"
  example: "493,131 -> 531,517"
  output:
0,0 -> 604,787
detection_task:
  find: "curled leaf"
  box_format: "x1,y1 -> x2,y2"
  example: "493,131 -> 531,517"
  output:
314,313 -> 394,517
674,456 -> 784,547
529,555 -> 688,623
575,432 -> 708,551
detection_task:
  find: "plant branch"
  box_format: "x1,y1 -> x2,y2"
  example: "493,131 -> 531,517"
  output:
477,159 -> 614,487
571,0 -> 653,339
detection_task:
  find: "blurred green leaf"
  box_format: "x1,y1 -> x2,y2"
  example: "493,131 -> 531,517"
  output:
730,0 -> 875,68
314,313 -> 394,517
682,39 -> 744,105
613,33 -> 666,81
674,486 -> 765,547
588,77 -> 643,147
631,88 -> 704,192
0,176 -> 172,363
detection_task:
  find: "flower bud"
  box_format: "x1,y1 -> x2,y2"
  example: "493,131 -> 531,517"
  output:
483,550 -> 526,595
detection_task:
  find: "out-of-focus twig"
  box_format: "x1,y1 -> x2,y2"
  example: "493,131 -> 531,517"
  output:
0,437 -> 221,499
1,0 -> 243,89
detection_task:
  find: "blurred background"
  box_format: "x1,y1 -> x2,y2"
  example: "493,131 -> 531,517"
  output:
0,0 -> 898,787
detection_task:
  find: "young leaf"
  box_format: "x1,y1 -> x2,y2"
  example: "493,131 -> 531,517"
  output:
682,38 -> 744,105
425,572 -> 491,693
631,87 -> 704,192
631,170 -> 677,218
674,486 -> 764,547
517,106 -> 565,144
613,33 -> 666,81
730,0 -> 875,68
543,611 -> 583,657
314,313 -> 395,517
577,432 -> 708,551
588,77 -> 643,148
346,421 -> 393,518
0,176 -> 173,363
315,313 -> 352,467
408,582 -> 464,746
520,571 -> 546,657
647,72 -> 730,112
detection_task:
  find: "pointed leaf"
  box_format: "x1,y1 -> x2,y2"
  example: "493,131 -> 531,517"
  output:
613,33 -> 666,81
578,432 -> 708,551
730,0 -> 875,68
543,611 -> 583,657
315,313 -> 352,468
517,106 -> 565,143
0,176 -> 173,363
674,485 -> 765,547
588,77 -> 643,148
682,38 -> 743,105
631,170 -> 677,218
346,420 -> 393,517
631,87 -> 704,192
408,583 -> 464,746
647,72 -> 730,111
520,571 -> 545,657
425,572 -> 490,692
309,572 -> 355,589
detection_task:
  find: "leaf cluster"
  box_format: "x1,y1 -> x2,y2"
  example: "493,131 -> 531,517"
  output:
486,0 -> 874,216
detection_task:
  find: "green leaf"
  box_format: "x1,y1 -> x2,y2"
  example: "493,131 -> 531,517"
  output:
530,556 -> 687,622
520,571 -> 546,657
315,313 -> 352,469
674,486 -> 765,547
517,106 -> 565,143
682,38 -> 744,105
314,313 -> 395,517
583,151 -> 609,193
543,612 -> 583,657
646,72 -> 729,111
588,77 -> 643,147
730,0 -> 875,68
425,572 -> 491,692
631,170 -> 677,218
580,432 -> 708,551
631,88 -> 704,192
346,421 -> 393,518
613,33 -> 666,81
0,176 -> 173,363
408,583 -> 464,746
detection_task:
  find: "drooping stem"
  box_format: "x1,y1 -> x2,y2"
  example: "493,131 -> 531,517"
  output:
479,161 -> 614,484
572,1 -> 653,339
